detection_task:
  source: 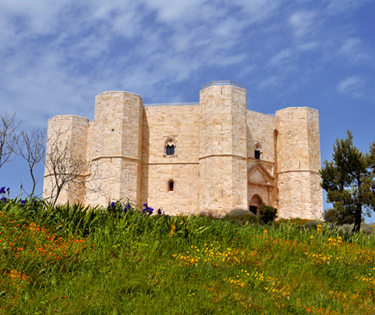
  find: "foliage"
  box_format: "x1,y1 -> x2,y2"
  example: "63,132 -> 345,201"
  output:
321,130 -> 375,232
1,199 -> 375,314
223,208 -> 259,226
258,205 -> 278,224
324,207 -> 356,225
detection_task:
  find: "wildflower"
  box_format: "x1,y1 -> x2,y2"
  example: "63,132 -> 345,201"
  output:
317,224 -> 322,234
157,208 -> 162,215
310,235 -> 314,240
142,203 -> 154,215
20,200 -> 26,206
0,186 -> 5,194
169,223 -> 176,237
123,204 -> 130,213
0,197 -> 7,204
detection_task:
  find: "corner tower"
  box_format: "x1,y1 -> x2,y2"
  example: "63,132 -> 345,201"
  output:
87,91 -> 143,206
199,81 -> 248,215
43,115 -> 89,204
276,107 -> 323,219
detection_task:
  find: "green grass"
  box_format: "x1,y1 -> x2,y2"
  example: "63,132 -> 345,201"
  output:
1,199 -> 375,314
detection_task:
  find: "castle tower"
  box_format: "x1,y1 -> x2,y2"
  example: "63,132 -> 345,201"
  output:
199,82 -> 248,215
276,107 -> 323,219
43,115 -> 89,204
87,91 -> 143,206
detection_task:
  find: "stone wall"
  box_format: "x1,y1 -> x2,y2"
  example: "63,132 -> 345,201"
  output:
141,105 -> 200,214
276,107 -> 323,219
199,85 -> 248,215
87,91 -> 143,206
43,115 -> 89,205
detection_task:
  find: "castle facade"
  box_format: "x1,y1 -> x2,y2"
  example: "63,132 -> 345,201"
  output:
43,81 -> 323,219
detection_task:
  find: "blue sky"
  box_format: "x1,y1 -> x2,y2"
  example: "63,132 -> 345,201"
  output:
0,1 -> 374,219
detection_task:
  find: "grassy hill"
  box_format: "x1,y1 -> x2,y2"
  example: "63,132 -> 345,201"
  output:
1,199 -> 375,314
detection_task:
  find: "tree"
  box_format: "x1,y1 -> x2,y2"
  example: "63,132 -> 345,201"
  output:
0,112 -> 19,171
258,205 -> 278,224
16,128 -> 46,196
323,206 -> 356,225
44,127 -> 101,207
44,127 -> 89,207
321,130 -> 375,232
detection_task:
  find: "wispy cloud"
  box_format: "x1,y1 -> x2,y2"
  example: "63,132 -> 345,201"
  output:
338,38 -> 369,64
268,49 -> 296,68
337,76 -> 365,98
0,1 -> 373,130
288,11 -> 317,38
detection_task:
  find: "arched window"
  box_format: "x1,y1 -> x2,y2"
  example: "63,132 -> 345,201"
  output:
165,138 -> 176,156
254,143 -> 262,160
166,144 -> 175,155
168,180 -> 174,192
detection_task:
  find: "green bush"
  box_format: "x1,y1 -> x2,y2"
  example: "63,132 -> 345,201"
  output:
223,208 -> 259,226
258,205 -> 277,224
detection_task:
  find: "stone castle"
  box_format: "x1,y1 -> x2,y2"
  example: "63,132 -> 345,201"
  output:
43,81 -> 323,219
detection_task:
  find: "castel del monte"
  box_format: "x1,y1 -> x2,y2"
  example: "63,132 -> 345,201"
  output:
43,80 -> 323,220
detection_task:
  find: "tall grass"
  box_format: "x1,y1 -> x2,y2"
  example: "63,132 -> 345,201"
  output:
1,198 -> 375,314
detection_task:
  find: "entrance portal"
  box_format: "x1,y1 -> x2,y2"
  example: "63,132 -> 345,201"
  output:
249,194 -> 263,215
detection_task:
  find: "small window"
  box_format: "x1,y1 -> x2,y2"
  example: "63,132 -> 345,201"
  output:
165,138 -> 176,156
168,180 -> 174,192
166,145 -> 175,155
254,143 -> 262,160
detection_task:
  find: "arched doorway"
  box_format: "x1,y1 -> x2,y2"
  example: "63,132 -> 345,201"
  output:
249,194 -> 263,215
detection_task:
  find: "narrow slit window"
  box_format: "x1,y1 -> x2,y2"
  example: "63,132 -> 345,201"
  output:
254,143 -> 262,160
168,180 -> 174,192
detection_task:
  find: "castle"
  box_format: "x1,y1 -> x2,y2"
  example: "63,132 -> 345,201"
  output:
43,81 -> 323,219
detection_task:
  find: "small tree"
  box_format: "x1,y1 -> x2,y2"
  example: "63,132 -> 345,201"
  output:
0,112 -> 19,171
258,205 -> 277,224
17,128 -> 46,196
44,128 -> 89,207
321,130 -> 375,232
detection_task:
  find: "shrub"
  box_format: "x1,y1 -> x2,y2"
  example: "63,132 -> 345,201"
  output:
258,205 -> 277,224
360,223 -> 374,235
223,209 -> 259,226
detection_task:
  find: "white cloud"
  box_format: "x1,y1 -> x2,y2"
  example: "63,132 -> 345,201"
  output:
297,41 -> 319,51
268,49 -> 295,67
146,1 -> 206,24
338,38 -> 368,64
289,11 -> 317,38
258,75 -> 280,90
337,76 -> 364,98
